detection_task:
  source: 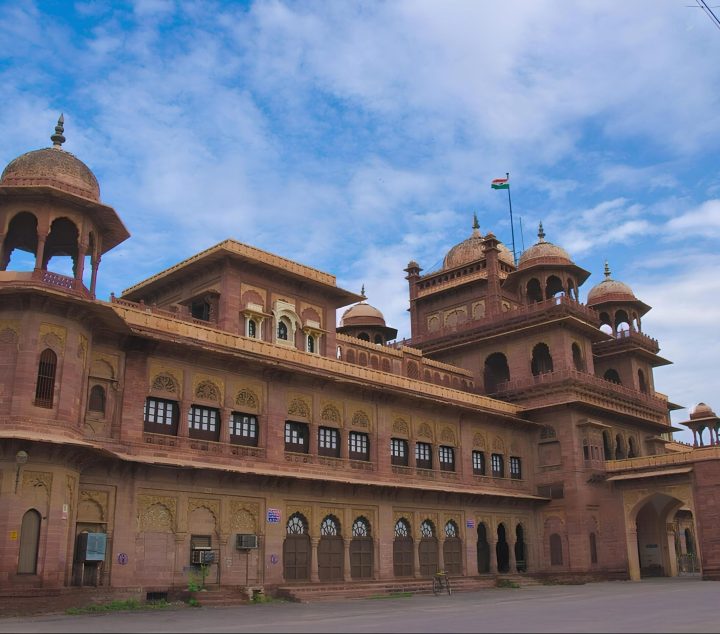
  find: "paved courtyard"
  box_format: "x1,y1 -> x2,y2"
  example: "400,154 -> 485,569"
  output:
0,578 -> 717,633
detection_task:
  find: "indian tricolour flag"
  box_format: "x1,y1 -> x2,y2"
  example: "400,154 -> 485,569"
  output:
491,177 -> 509,190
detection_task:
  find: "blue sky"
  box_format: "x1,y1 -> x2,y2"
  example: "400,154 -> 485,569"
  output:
2,0 -> 719,442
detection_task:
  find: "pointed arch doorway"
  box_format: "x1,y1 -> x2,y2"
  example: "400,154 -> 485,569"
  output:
625,490 -> 700,580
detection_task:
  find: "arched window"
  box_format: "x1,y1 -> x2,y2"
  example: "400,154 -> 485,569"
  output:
549,533 -> 563,566
531,343 -> 554,376
34,348 -> 57,408
88,385 -> 106,414
604,368 -> 621,384
307,335 -> 315,353
545,275 -> 564,299
484,352 -> 510,393
599,311 -> 613,335
526,278 -> 543,303
394,518 -> 410,538
615,434 -> 626,459
358,332 -> 370,342
17,509 -> 41,574
277,319 -> 289,341
286,513 -> 307,535
602,430 -> 613,460
336,346 -> 342,360
374,334 -> 384,345
393,519 -> 413,577
248,319 -> 257,338
615,309 -> 631,335
628,437 -> 638,458
445,520 -> 458,538
320,515 -> 340,536
420,520 -> 435,538
352,517 -> 371,537
572,343 -> 585,372
638,369 -> 647,394
515,524 -> 527,572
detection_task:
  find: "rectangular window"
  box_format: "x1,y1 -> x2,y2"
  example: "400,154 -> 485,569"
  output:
472,450 -> 486,475
491,453 -> 504,478
416,442 -> 433,470
510,456 -> 522,479
319,426 -> 340,457
391,438 -> 409,466
188,405 -> 220,441
285,421 -> 308,453
230,412 -> 258,447
439,446 -> 455,472
143,397 -> 179,435
349,431 -> 369,461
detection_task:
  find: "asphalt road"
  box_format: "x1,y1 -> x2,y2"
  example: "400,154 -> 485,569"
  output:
1,578 -> 717,633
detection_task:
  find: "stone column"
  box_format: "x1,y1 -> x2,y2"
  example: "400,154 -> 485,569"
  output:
343,538 -> 352,582
90,254 -> 101,297
220,408 -> 232,445
666,525 -> 679,577
0,232 -> 7,270
35,232 -> 48,271
508,539 -> 517,573
489,539 -> 498,574
75,243 -> 87,282
310,537 -> 320,582
413,539 -> 421,578
437,537 -> 445,573
626,525 -> 641,581
178,400 -> 191,438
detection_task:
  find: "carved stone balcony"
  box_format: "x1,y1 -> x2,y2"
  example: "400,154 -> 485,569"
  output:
0,269 -> 91,298
407,296 -> 602,352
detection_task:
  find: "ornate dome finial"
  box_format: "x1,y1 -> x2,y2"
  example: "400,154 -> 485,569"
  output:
360,283 -> 366,299
471,212 -> 481,237
604,260 -> 611,278
538,222 -> 545,243
50,114 -> 65,148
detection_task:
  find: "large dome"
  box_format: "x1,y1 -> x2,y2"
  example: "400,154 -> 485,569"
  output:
690,403 -> 716,420
517,222 -> 572,269
443,217 -> 514,269
340,302 -> 387,327
0,116 -> 100,202
587,262 -> 637,305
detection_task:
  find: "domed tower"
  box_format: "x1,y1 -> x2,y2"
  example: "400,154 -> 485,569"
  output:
502,222 -> 590,305
0,116 -> 129,297
586,261 -> 650,335
336,288 -> 398,344
586,261 -> 670,394
680,403 -> 720,447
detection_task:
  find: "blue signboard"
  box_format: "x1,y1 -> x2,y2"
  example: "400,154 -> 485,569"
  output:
267,508 -> 281,524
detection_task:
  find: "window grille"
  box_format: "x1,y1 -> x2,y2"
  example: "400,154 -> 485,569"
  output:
391,438 -> 409,466
34,348 -> 57,408
230,412 -> 258,446
472,450 -> 486,475
491,453 -> 504,478
349,432 -> 369,460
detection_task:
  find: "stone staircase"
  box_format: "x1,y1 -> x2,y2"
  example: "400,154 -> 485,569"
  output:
276,574 -> 541,602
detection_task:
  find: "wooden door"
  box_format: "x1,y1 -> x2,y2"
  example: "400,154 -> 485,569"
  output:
318,536 -> 344,582
18,509 -> 41,574
283,535 -> 310,581
419,538 -> 438,577
393,538 -> 414,577
443,537 -> 462,575
350,538 -> 373,579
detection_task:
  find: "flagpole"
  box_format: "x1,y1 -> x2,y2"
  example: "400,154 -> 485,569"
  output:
506,172 -> 517,266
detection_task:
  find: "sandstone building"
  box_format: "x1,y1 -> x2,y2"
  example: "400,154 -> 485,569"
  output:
1,120 -> 719,601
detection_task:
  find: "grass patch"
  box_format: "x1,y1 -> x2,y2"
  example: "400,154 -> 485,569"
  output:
495,579 -> 520,589
65,598 -> 174,615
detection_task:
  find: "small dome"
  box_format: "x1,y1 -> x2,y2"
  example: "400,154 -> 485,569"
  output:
0,116 -> 100,202
517,222 -> 572,269
587,262 -> 637,305
690,402 -> 716,420
443,216 -> 514,269
341,302 -> 387,327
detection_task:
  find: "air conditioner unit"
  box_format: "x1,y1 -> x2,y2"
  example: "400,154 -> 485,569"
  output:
190,547 -> 214,565
236,534 -> 258,550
